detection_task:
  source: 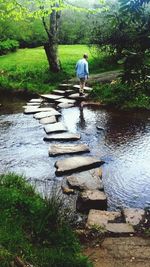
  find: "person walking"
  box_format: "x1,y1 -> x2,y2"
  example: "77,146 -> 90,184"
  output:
75,53 -> 89,96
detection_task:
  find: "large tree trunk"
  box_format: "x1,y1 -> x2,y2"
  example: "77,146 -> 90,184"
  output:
42,8 -> 61,72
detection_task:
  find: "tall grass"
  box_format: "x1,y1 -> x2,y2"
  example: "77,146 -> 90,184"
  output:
0,45 -> 117,93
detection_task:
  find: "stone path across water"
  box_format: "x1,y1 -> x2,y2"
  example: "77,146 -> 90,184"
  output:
23,83 -> 146,235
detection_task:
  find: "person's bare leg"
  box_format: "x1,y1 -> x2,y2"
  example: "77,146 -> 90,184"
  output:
79,79 -> 85,95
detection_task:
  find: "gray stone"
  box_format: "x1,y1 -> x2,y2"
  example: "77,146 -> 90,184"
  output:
23,105 -> 40,109
106,223 -> 135,233
87,210 -> 122,227
33,110 -> 60,119
69,93 -> 88,99
41,94 -> 64,101
55,156 -> 104,176
73,85 -> 93,91
123,208 -> 145,226
44,132 -> 81,141
29,98 -> 43,103
49,143 -> 90,156
67,168 -> 103,191
44,122 -> 67,134
59,83 -> 72,89
56,98 -> 76,104
76,190 -> 107,213
53,90 -> 66,95
57,102 -> 74,109
24,107 -> 57,114
39,116 -> 56,125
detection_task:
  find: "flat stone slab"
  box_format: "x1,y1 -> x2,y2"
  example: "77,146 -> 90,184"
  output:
41,94 -> 64,101
123,208 -> 145,226
49,144 -> 90,156
69,93 -> 88,100
87,210 -> 122,227
56,98 -> 76,104
24,107 -> 57,114
76,190 -> 107,213
33,110 -> 60,119
53,90 -> 66,95
55,156 -> 104,176
73,85 -> 93,92
44,122 -> 67,134
57,102 -> 74,109
67,168 -> 103,191
59,83 -> 72,88
44,132 -> 81,141
106,223 -> 135,233
29,98 -> 43,103
23,105 -> 40,109
39,116 -> 56,125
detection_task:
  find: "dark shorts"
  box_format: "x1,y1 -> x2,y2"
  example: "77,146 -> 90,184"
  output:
80,77 -> 86,84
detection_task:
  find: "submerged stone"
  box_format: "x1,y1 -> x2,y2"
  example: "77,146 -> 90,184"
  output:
76,190 -> 107,213
44,122 -> 67,134
49,143 -> 90,156
55,156 -> 104,176
44,132 -> 81,141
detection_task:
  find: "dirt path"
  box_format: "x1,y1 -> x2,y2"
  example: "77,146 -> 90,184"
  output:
84,237 -> 150,267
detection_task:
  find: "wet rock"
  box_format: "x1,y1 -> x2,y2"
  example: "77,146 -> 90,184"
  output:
123,208 -> 145,226
76,190 -> 107,213
96,126 -> 105,131
55,156 -> 104,176
44,122 -> 67,134
59,83 -> 72,89
61,185 -> 75,195
53,90 -> 66,95
44,132 -> 81,141
27,102 -> 41,106
49,144 -> 90,156
73,85 -> 93,92
106,223 -> 135,233
29,98 -> 43,103
24,107 -> 56,114
41,94 -> 64,101
56,98 -> 76,104
57,102 -> 74,109
33,110 -> 60,119
39,116 -> 56,125
69,93 -> 88,100
67,168 -> 103,191
87,210 -> 122,227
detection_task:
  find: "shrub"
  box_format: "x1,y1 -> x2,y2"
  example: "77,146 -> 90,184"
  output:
0,39 -> 19,55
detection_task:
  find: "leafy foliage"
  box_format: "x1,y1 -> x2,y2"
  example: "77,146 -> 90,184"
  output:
0,39 -> 19,55
0,173 -> 92,267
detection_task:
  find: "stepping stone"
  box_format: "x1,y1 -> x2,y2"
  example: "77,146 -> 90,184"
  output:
41,94 -> 64,101
33,110 -> 60,119
65,89 -> 74,94
29,98 -> 43,103
49,144 -> 90,156
56,98 -> 76,104
53,90 -> 66,95
76,190 -> 107,213
44,122 -> 67,134
39,116 -> 56,125
67,168 -> 103,191
23,105 -> 40,109
73,85 -> 93,91
69,93 -> 88,100
87,210 -> 122,228
106,223 -> 135,233
123,208 -> 145,226
24,107 -> 57,114
44,132 -> 81,141
55,156 -> 104,176
57,102 -> 74,109
59,83 -> 72,89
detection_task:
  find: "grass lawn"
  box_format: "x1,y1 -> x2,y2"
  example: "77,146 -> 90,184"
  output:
0,45 -> 117,93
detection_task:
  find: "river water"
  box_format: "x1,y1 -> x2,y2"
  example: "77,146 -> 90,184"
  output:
0,96 -> 150,210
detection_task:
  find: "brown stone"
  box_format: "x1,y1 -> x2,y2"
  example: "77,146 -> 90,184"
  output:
106,223 -> 135,233
76,190 -> 107,213
49,143 -> 90,156
123,208 -> 145,226
87,210 -> 122,228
